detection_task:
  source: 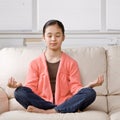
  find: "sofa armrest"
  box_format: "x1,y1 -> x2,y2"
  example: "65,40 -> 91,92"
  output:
0,87 -> 9,113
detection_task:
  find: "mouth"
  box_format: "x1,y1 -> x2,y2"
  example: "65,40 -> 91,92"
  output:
50,43 -> 57,46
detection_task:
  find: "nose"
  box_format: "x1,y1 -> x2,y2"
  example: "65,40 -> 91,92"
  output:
51,36 -> 56,41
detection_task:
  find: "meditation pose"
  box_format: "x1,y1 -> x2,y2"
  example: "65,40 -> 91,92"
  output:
8,20 -> 104,113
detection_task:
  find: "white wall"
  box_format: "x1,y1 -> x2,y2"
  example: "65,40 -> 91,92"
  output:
0,0 -> 32,31
38,0 -> 101,31
0,0 -> 120,48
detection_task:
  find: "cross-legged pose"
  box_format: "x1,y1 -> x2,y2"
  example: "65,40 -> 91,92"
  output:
8,20 -> 104,114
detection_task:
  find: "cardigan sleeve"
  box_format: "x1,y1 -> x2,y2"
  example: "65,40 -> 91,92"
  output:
68,60 -> 83,95
25,60 -> 39,94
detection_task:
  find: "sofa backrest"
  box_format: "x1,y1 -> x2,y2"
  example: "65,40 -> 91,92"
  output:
0,47 -> 43,98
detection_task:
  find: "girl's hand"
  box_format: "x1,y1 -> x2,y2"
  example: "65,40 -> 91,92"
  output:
7,77 -> 22,88
90,75 -> 104,88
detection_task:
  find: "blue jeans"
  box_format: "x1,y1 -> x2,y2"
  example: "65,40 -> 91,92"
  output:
14,87 -> 96,113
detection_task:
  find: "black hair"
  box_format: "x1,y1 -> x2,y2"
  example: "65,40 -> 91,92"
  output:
43,20 -> 65,35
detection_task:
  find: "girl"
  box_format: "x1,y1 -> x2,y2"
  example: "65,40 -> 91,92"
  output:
8,20 -> 104,113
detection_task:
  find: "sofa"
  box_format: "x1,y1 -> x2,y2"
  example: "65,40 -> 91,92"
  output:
0,46 -> 120,120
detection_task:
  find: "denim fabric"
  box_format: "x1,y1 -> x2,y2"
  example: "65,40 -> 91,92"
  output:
55,87 -> 96,113
14,87 -> 96,113
14,87 -> 56,110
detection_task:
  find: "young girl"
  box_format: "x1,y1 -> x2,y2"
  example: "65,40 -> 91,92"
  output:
8,19 -> 104,113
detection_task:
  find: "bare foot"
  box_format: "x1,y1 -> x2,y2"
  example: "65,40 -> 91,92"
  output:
27,106 -> 57,114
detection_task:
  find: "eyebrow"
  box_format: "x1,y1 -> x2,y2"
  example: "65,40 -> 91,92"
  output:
46,32 -> 62,35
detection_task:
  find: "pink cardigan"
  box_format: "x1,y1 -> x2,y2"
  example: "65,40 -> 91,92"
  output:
25,52 -> 83,105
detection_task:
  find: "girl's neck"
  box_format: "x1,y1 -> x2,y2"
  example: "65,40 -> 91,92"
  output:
45,49 -> 62,63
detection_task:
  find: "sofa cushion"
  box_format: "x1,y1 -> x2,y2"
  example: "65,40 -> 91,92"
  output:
0,47 -> 43,98
87,96 -> 107,113
64,47 -> 107,95
108,96 -> 120,113
110,111 -> 120,120
9,98 -> 25,111
107,46 -> 120,95
0,110 -> 108,120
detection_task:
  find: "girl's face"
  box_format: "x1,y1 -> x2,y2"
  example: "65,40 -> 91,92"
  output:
43,24 -> 65,51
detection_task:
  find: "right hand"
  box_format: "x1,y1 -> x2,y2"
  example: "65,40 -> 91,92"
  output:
7,77 -> 22,88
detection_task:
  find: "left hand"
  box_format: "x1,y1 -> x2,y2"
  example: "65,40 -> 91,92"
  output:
90,75 -> 104,88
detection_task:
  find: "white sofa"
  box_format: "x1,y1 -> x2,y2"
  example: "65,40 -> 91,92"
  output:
0,46 -> 120,120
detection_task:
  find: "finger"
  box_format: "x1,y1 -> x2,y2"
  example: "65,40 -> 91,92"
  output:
8,78 -> 13,86
8,77 -> 15,87
99,76 -> 104,85
11,77 -> 15,82
100,75 -> 104,80
96,77 -> 102,85
100,75 -> 104,82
